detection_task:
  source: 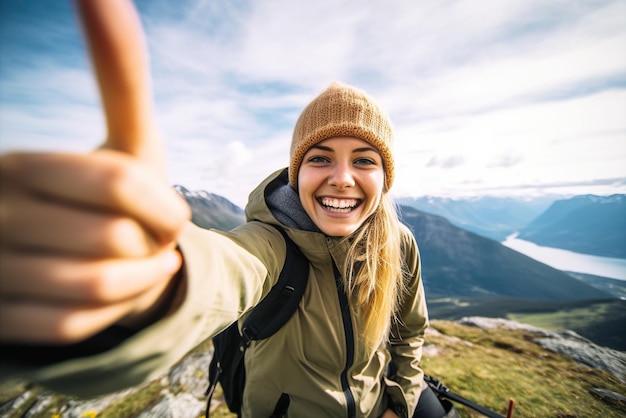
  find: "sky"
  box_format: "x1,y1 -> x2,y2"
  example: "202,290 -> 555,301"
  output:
1,0 -> 625,208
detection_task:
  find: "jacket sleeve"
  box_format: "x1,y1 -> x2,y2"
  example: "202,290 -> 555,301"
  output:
385,225 -> 429,417
0,221 -> 283,398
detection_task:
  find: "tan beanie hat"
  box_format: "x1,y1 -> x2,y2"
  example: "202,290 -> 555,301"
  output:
289,82 -> 395,191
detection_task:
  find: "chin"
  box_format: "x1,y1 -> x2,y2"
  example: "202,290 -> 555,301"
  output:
320,224 -> 360,237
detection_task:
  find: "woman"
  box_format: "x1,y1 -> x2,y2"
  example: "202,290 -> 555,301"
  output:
1,81 -> 449,418
0,2 -> 448,416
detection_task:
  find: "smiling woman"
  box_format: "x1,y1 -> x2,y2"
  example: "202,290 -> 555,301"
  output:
0,1 -> 452,416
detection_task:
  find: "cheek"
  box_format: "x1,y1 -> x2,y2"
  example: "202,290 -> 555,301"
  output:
365,171 -> 385,196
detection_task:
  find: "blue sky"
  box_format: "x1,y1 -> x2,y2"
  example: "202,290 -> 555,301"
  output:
1,0 -> 625,207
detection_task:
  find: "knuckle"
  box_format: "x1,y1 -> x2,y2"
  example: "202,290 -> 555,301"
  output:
82,265 -> 120,302
100,217 -> 151,256
101,159 -> 141,201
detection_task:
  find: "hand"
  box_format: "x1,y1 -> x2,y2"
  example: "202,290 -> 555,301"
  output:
0,0 -> 190,344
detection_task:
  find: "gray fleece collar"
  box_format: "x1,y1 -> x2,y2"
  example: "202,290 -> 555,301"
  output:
265,170 -> 320,233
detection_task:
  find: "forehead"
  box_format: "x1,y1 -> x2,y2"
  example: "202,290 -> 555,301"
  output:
310,136 -> 380,153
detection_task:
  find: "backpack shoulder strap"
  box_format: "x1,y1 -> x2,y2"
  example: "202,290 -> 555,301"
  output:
240,224 -> 309,344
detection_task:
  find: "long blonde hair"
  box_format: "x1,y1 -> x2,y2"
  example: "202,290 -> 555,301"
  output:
343,193 -> 407,350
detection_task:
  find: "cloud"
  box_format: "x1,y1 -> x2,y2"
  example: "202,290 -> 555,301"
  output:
1,0 -> 625,206
487,154 -> 524,168
426,155 -> 467,169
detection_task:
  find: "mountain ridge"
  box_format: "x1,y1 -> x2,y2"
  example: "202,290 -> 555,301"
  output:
396,195 -> 555,241
518,193 -> 626,258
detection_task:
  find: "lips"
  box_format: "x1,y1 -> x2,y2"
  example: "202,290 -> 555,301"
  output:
318,197 -> 361,213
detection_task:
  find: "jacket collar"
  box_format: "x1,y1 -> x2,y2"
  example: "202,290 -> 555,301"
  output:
244,168 -> 350,268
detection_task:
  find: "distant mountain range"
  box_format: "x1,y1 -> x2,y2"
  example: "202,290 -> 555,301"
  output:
397,194 -> 626,259
176,186 -> 613,301
517,194 -> 626,258
396,196 -> 554,241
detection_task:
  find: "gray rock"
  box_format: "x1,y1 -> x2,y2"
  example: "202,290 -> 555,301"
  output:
168,350 -> 213,399
589,387 -> 626,406
534,332 -> 626,383
135,391 -> 205,418
456,316 -> 626,383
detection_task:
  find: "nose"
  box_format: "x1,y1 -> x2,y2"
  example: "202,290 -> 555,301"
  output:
328,162 -> 355,189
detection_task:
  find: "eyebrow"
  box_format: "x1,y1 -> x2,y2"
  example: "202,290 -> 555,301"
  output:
310,144 -> 379,154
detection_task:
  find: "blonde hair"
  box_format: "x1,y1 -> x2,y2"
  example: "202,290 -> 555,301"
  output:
343,193 -> 407,350
290,82 -> 404,349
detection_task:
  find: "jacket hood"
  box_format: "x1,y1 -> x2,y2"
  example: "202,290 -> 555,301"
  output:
245,168 -> 320,233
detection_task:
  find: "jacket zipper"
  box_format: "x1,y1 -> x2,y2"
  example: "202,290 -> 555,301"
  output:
332,261 -> 356,418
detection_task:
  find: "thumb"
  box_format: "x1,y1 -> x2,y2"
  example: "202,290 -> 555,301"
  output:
76,0 -> 167,177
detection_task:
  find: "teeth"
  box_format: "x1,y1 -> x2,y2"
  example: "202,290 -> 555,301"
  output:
321,198 -> 358,209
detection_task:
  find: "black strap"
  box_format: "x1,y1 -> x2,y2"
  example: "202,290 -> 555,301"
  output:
206,225 -> 309,417
270,393 -> 291,418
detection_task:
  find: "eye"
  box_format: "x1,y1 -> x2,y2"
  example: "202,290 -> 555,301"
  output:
354,157 -> 376,165
308,155 -> 330,163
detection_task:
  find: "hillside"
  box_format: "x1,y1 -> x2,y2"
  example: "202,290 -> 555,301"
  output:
398,205 -> 611,300
396,196 -> 554,241
518,194 -> 626,258
3,318 -> 624,417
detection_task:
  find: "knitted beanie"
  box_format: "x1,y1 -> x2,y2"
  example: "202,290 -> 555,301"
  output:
289,82 -> 395,191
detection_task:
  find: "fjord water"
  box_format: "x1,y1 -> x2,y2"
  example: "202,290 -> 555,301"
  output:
502,234 -> 626,281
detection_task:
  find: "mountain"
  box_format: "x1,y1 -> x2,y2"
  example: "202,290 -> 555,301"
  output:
398,205 -> 611,300
174,185 -> 245,231
517,194 -> 626,258
396,196 -> 554,241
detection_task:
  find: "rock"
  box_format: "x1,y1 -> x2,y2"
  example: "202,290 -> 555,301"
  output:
22,394 -> 54,418
135,392 -> 205,418
60,388 -> 138,418
534,332 -> 626,384
456,316 -> 626,384
589,387 -> 626,407
168,349 -> 213,399
0,388 -> 36,417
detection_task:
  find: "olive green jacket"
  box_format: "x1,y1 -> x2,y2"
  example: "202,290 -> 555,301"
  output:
1,168 -> 428,418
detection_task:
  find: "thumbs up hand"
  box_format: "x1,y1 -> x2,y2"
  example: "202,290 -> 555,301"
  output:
0,0 -> 190,343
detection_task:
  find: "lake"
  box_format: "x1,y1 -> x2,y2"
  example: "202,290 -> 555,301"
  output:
502,234 -> 626,281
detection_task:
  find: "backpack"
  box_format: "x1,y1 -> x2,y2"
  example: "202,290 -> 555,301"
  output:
205,225 -> 310,417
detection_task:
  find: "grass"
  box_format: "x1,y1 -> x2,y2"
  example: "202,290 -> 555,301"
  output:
424,320 -> 625,417
2,320 -> 624,417
506,304 -> 610,331
96,381 -> 164,418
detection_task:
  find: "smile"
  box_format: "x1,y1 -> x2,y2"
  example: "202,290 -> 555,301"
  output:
318,197 -> 361,213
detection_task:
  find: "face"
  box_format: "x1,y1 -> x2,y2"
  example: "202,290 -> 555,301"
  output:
298,136 -> 385,237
